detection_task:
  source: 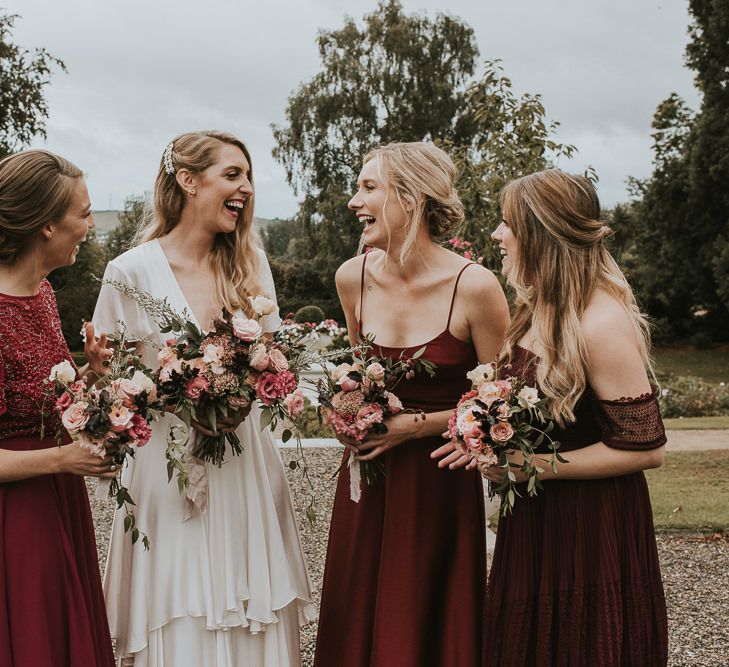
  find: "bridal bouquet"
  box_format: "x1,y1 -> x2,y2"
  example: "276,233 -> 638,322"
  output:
102,278 -> 353,522
153,297 -> 297,467
317,345 -> 436,502
446,362 -> 564,514
44,337 -> 163,549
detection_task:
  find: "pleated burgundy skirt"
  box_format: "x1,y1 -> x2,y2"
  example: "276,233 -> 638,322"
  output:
0,436 -> 115,666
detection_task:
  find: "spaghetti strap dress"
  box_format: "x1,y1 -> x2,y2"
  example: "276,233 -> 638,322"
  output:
0,280 -> 115,667
314,256 -> 486,667
484,345 -> 668,666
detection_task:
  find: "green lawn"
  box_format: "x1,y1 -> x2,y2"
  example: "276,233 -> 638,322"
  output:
645,450 -> 729,530
664,416 -> 729,430
654,344 -> 729,385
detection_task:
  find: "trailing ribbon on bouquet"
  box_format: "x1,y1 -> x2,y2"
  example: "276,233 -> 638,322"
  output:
183,431 -> 209,520
348,451 -> 362,503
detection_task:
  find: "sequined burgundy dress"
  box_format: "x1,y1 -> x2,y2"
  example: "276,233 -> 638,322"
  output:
314,259 -> 486,667
0,280 -> 114,666
485,345 -> 668,666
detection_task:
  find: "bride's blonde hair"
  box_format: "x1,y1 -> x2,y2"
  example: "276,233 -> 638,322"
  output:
359,142 -> 463,264
499,169 -> 652,425
135,131 -> 260,316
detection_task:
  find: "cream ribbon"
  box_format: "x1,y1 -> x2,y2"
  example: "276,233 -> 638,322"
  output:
183,431 -> 208,520
348,450 -> 362,503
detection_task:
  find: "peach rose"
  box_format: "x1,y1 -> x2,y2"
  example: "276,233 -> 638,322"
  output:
268,348 -> 289,372
108,403 -> 134,433
61,401 -> 90,434
489,421 -> 514,443
249,343 -> 270,371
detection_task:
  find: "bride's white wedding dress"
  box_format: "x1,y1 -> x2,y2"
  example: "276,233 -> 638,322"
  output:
93,240 -> 315,667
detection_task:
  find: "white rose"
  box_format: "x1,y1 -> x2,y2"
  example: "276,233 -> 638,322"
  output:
249,295 -> 276,317
130,370 -> 154,394
518,386 -> 540,407
202,344 -> 225,375
466,363 -> 495,387
49,360 -> 76,384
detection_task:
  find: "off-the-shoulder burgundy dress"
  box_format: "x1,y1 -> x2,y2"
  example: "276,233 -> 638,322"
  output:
485,345 -> 668,666
314,259 -> 486,667
0,281 -> 114,666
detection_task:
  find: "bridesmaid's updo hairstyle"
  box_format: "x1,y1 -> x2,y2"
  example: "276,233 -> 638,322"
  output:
0,150 -> 82,264
499,169 -> 652,426
136,131 -> 260,317
362,142 -> 463,264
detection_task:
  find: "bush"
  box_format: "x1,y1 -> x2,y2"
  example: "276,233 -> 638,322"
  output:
294,399 -> 335,438
294,305 -> 325,324
659,376 -> 729,418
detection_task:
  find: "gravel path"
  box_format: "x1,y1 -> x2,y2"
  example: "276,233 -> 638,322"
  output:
89,447 -> 729,666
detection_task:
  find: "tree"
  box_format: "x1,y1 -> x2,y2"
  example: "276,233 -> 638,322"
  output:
106,195 -> 147,261
272,1 -> 576,307
629,0 -> 729,341
0,12 -> 65,158
447,61 -> 577,267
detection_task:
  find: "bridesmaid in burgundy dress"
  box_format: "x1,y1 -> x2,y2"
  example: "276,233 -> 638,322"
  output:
438,169 -> 668,665
314,142 -> 509,667
0,150 -> 116,666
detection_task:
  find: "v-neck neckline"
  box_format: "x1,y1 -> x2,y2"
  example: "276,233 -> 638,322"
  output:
152,238 -> 205,330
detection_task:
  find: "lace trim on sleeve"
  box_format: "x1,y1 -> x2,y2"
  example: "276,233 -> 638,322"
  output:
0,352 -> 6,418
592,391 -> 667,451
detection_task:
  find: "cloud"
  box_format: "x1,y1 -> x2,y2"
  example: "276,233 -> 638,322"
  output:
12,0 -> 699,214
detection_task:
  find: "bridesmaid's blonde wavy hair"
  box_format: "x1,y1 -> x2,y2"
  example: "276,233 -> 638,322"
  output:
135,131 -> 260,316
499,169 -> 653,426
360,142 -> 464,264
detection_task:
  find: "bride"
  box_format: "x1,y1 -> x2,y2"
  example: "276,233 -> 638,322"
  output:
93,131 -> 315,666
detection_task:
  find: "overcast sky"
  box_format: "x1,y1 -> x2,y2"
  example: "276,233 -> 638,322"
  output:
12,0 -> 698,218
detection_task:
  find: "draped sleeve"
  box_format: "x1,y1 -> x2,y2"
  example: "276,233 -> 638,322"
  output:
255,247 -> 283,334
92,259 -> 154,341
592,392 -> 667,451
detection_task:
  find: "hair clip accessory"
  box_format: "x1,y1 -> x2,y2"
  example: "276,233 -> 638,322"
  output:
163,141 -> 175,175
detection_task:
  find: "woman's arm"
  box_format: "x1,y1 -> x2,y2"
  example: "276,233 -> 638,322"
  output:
483,295 -> 666,483
0,442 -> 118,483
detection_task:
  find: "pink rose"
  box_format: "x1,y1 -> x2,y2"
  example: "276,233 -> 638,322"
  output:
55,391 -> 73,412
338,376 -> 359,392
127,413 -> 153,447
231,315 -> 262,341
228,394 -> 251,410
267,347 -> 289,372
490,421 -> 514,443
495,380 -> 513,399
61,401 -> 90,434
108,403 -> 134,433
249,343 -> 270,371
283,389 -> 305,418
385,392 -> 403,414
464,429 -> 485,452
185,376 -> 209,401
255,370 -> 297,406
355,403 -> 384,432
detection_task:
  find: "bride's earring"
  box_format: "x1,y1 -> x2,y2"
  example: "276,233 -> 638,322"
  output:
187,189 -> 196,197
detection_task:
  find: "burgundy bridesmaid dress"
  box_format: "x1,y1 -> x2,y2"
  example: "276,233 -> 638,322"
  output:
485,345 -> 668,666
0,280 -> 115,666
314,258 -> 486,667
